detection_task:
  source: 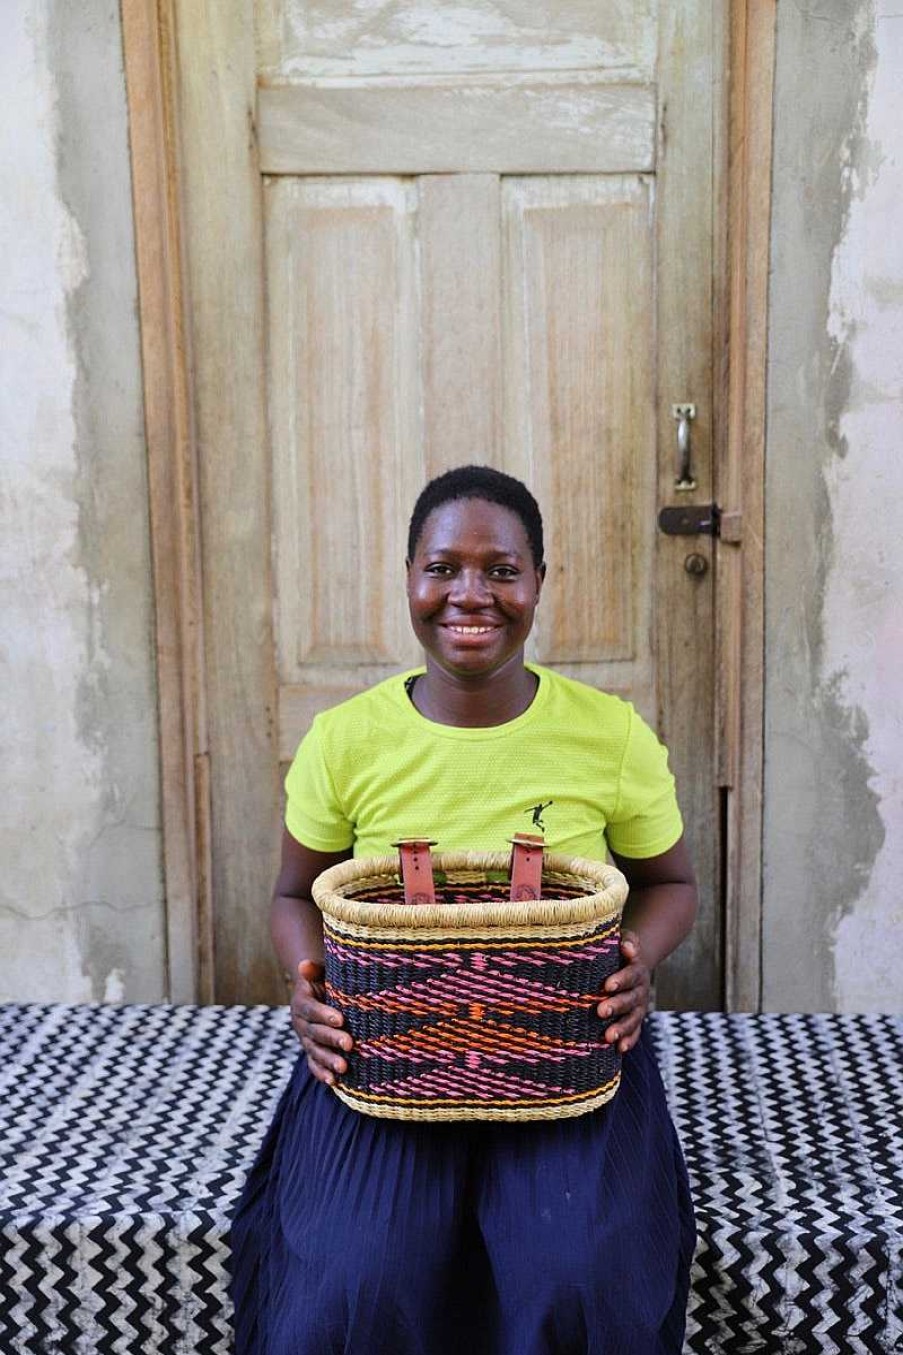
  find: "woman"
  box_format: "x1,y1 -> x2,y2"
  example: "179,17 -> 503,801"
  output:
231,465 -> 697,1355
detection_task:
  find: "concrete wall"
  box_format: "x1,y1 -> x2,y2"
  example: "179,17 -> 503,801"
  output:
763,0 -> 903,1011
0,0 -> 166,1002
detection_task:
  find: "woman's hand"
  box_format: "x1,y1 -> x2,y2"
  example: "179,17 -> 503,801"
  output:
596,930 -> 650,1054
291,959 -> 353,1086
595,837 -> 698,1054
270,833 -> 355,1085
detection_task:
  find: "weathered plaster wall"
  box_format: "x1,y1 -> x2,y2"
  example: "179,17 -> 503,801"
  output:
0,0 -> 166,1001
764,0 -> 902,1012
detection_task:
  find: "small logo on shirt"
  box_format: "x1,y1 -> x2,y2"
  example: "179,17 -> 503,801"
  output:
527,800 -> 554,831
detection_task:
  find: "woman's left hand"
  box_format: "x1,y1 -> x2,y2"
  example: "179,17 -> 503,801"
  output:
596,929 -> 650,1054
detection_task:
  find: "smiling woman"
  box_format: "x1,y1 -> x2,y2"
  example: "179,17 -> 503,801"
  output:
230,465 -> 699,1355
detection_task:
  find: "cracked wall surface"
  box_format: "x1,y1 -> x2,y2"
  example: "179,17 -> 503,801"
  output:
763,0 -> 902,1011
0,0 -> 166,1002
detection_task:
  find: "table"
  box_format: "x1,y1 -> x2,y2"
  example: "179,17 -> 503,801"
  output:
1,1004 -> 901,1353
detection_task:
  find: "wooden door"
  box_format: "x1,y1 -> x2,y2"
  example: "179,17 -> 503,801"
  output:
170,0 -> 723,1009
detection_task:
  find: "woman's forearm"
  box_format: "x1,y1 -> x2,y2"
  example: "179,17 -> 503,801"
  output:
270,893 -> 325,978
620,883 -> 697,970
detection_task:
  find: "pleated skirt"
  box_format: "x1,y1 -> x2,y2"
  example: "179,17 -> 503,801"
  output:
229,1027 -> 694,1355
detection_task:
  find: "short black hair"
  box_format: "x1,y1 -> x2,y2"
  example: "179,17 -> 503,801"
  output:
407,465 -> 545,567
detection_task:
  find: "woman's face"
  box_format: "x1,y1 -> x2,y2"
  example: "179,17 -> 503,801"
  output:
406,497 -> 545,681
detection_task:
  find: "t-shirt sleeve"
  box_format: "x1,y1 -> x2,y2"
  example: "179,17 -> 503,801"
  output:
283,717 -> 354,852
604,705 -> 684,859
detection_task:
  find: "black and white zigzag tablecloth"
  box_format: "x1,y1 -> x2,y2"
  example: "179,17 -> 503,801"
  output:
0,1005 -> 901,1354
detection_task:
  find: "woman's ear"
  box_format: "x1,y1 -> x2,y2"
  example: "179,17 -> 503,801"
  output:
536,561 -> 547,596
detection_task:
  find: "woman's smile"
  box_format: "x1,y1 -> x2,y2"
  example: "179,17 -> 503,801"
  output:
442,622 -> 501,637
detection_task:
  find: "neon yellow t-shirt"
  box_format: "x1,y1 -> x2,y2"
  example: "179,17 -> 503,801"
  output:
284,666 -> 683,864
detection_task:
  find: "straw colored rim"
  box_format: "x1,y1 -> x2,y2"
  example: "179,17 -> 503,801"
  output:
312,850 -> 627,931
323,912 -> 619,945
330,1072 -> 622,1122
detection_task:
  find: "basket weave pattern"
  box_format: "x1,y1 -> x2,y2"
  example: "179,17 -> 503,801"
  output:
313,851 -> 628,1122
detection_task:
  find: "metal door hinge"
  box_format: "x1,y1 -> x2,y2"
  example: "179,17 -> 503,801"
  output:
657,504 -> 743,542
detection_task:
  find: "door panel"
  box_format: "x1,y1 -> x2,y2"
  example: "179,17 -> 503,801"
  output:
503,176 -> 655,718
268,178 -> 420,722
258,79 -> 657,175
419,175 -> 502,471
257,0 -> 657,79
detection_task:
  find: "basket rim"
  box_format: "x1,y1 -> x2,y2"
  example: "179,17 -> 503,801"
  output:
312,850 -> 627,930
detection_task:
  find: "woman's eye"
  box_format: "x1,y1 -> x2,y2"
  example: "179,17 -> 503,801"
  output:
489,566 -> 519,579
424,563 -> 453,576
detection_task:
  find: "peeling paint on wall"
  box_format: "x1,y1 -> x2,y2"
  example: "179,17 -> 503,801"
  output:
0,1 -> 165,1001
764,0 -> 896,1012
825,5 -> 903,1011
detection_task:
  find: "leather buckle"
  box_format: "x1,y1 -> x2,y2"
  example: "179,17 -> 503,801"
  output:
393,839 -> 438,905
508,833 -> 545,902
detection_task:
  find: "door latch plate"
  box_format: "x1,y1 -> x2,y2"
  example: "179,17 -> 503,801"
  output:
658,503 -> 719,537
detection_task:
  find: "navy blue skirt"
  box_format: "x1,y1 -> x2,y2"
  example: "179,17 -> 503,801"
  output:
230,1027 -> 694,1355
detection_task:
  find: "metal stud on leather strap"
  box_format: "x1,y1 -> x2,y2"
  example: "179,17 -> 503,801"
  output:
508,833 -> 545,901
393,838 -> 438,905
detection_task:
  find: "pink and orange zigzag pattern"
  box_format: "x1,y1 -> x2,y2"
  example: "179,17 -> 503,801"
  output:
325,923 -> 621,1106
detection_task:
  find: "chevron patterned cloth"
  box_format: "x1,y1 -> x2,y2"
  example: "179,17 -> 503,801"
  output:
0,1004 -> 900,1354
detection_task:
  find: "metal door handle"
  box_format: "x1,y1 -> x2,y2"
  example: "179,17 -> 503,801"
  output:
672,403 -> 697,491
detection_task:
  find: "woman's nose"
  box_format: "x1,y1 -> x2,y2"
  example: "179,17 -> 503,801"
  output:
448,569 -> 492,606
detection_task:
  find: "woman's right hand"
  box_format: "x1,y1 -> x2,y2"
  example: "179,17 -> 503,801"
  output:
291,959 -> 353,1085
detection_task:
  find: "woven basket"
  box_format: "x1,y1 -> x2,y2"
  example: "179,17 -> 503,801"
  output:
312,844 -> 628,1122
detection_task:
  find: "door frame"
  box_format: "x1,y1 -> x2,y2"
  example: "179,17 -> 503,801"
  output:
123,0 -> 775,1009
715,2 -> 776,1011
122,0 -> 214,1004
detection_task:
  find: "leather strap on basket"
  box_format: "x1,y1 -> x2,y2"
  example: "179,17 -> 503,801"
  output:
508,833 -> 545,902
394,839 -> 438,905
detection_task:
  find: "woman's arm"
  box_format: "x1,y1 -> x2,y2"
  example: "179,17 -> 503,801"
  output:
597,835 -> 698,1054
271,827 -> 353,1084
